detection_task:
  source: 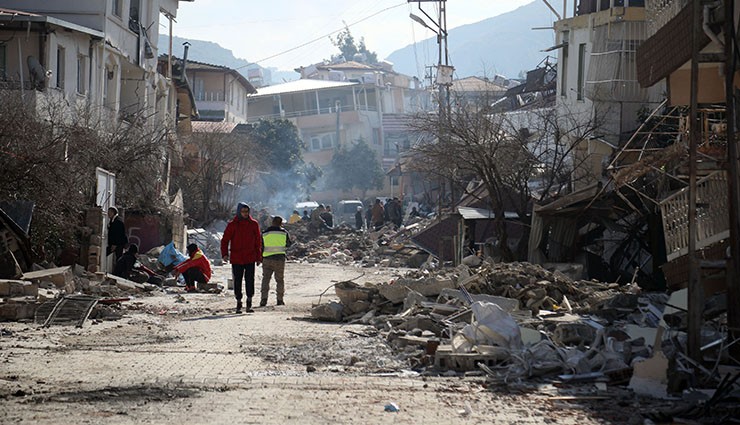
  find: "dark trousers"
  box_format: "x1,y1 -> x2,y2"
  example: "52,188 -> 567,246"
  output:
183,268 -> 206,286
232,263 -> 255,301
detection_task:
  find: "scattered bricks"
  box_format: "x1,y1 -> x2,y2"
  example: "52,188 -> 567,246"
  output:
85,208 -> 104,230
0,296 -> 38,320
22,266 -> 75,292
0,280 -> 38,297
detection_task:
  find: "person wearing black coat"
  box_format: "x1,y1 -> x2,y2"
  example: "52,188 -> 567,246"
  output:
107,207 -> 128,261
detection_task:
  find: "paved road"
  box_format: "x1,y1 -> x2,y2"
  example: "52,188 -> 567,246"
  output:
0,262 -> 637,424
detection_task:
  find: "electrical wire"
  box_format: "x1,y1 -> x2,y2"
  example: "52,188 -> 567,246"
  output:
232,2 -> 406,70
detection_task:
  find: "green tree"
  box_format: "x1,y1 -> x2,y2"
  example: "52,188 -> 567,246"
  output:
330,27 -> 379,64
248,119 -> 320,201
325,139 -> 384,198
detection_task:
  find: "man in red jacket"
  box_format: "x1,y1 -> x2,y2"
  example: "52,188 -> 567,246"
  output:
173,244 -> 212,293
221,202 -> 262,313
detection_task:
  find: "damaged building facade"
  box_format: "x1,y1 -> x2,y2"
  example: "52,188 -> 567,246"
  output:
0,0 -> 194,273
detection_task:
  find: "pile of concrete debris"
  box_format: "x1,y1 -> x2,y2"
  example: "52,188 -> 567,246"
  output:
311,259 -> 739,410
285,219 -> 430,268
0,245 -> 213,324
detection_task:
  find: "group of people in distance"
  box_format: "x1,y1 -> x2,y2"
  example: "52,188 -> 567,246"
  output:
107,202 -> 292,314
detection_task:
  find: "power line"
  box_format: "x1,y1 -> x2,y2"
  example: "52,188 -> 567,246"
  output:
234,2 -> 406,70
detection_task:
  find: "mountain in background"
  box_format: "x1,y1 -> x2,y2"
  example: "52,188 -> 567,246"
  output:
386,1 -> 556,79
160,1 -> 555,85
157,35 -> 299,85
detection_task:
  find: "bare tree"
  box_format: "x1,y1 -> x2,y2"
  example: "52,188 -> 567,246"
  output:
0,94 -> 173,260
172,131 -> 263,223
408,92 -> 600,260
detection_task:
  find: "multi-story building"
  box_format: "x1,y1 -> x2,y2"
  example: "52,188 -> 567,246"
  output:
554,0 -> 664,188
185,59 -> 256,123
248,59 -> 430,202
0,0 -> 190,126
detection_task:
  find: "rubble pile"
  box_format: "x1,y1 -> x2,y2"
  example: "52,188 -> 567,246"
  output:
285,220 -> 430,268
310,259 -> 739,411
0,243 -> 212,324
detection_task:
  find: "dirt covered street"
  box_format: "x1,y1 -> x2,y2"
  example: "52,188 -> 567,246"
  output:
1,262 -> 649,425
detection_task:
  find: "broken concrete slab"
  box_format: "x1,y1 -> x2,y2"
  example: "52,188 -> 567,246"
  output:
0,296 -> 38,320
378,277 -> 456,304
0,279 -> 38,297
438,288 -> 519,312
311,301 -> 343,322
22,266 -> 75,292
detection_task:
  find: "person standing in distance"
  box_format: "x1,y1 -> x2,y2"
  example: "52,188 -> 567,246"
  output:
107,207 -> 128,262
260,216 -> 292,307
221,202 -> 262,313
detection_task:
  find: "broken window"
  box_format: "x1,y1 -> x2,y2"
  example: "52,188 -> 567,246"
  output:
56,46 -> 65,89
112,0 -> 123,18
560,31 -> 569,97
77,55 -> 87,95
577,43 -> 586,101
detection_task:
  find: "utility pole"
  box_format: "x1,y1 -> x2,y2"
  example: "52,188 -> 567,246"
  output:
688,0 -> 703,363
724,0 -> 740,358
408,0 -> 452,214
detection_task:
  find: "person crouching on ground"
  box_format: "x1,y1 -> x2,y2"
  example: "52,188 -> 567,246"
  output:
221,202 -> 262,313
260,216 -> 292,307
173,244 -> 212,293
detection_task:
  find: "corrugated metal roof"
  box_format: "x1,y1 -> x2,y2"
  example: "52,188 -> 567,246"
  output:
0,7 -> 104,37
250,79 -> 358,97
457,207 -> 519,220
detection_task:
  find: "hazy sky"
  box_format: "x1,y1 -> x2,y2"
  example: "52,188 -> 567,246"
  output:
169,0 -> 533,71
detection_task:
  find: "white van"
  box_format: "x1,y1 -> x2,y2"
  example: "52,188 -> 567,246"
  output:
336,200 -> 363,228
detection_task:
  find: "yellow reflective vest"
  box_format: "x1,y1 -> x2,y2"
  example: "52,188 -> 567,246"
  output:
262,229 -> 288,257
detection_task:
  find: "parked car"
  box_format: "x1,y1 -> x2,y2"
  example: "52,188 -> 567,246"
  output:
336,200 -> 363,228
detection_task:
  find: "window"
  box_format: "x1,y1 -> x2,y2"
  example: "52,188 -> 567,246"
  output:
309,133 -> 336,151
77,55 -> 87,94
577,43 -> 586,101
560,31 -> 568,97
56,46 -> 65,89
112,0 -> 123,18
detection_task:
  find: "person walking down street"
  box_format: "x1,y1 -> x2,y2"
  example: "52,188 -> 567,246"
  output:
288,210 -> 301,224
355,206 -> 364,230
173,244 -> 212,293
260,216 -> 292,307
390,198 -> 403,228
107,207 -> 128,262
371,199 -> 385,230
221,202 -> 262,313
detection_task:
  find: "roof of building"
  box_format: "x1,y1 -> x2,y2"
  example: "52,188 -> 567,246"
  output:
191,121 -> 239,134
0,7 -> 104,37
182,58 -> 257,94
250,79 -> 359,97
451,77 -> 507,93
317,60 -> 377,71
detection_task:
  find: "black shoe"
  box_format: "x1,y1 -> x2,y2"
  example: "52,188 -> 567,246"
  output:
276,300 -> 285,306
245,307 -> 255,313
259,299 -> 267,307
236,301 -> 242,314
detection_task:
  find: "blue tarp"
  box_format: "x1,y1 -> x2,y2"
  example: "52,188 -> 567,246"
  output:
158,242 -> 187,267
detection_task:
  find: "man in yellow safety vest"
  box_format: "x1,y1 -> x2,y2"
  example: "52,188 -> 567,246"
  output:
260,216 -> 292,307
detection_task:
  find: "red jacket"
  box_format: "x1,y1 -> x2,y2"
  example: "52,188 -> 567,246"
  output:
221,210 -> 262,264
174,248 -> 212,282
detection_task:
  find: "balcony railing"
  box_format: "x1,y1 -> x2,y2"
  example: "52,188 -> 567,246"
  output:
248,103 -> 377,122
660,171 -> 729,261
